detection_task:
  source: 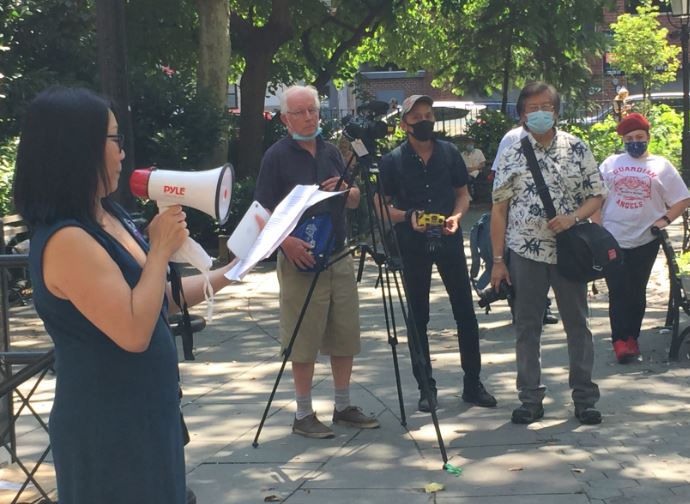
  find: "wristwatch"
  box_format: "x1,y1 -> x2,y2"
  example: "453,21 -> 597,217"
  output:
404,208 -> 416,224
661,215 -> 672,225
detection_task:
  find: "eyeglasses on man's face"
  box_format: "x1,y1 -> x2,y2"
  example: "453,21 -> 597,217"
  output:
524,103 -> 556,114
287,107 -> 319,118
107,133 -> 125,152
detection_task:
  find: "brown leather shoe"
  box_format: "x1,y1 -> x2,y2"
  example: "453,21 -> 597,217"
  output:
292,413 -> 335,439
332,406 -> 380,429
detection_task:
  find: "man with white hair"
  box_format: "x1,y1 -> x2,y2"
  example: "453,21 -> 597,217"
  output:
254,85 -> 379,438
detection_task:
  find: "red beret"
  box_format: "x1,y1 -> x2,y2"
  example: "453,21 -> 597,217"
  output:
616,112 -> 650,136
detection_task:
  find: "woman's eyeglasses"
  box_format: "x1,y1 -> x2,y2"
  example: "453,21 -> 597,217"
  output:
107,133 -> 125,152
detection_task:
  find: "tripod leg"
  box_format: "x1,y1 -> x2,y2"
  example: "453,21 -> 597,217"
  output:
391,268 -> 449,466
378,263 -> 406,426
356,153 -> 449,467
253,268 -> 322,448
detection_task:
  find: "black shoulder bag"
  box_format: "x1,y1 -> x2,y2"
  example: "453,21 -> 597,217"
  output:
521,136 -> 621,282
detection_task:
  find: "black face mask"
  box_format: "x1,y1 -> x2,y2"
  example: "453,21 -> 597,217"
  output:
408,120 -> 435,141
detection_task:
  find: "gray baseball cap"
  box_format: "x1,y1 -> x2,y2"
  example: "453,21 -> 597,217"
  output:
401,94 -> 433,118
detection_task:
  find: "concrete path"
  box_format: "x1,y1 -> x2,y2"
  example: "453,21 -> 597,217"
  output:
3,208 -> 690,504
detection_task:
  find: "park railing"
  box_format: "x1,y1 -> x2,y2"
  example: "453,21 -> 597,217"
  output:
0,254 -> 56,504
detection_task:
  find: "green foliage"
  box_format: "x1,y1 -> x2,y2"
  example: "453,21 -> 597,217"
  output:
465,110 -> 516,161
587,116 -> 620,164
677,251 -> 690,276
358,0 -> 612,106
0,0 -> 98,139
576,104 -> 683,168
610,1 -> 680,98
647,104 -> 683,168
559,122 -> 590,145
229,0 -> 398,90
0,138 -> 17,216
129,68 -> 228,171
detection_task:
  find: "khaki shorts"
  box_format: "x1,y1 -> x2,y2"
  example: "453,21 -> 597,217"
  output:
277,251 -> 361,362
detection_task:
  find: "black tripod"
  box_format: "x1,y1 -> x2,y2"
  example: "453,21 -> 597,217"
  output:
252,139 -> 450,469
352,142 -> 449,468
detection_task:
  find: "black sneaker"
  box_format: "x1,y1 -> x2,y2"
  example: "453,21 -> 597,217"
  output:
511,403 -> 544,424
574,405 -> 602,425
186,488 -> 197,504
543,307 -> 559,325
462,381 -> 497,408
417,388 -> 438,412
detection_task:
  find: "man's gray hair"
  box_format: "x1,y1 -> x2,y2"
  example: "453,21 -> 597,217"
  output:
280,85 -> 320,114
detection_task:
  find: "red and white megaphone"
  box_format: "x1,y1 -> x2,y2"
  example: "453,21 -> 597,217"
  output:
130,164 -> 234,273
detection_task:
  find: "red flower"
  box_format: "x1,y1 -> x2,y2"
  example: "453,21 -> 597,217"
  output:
160,65 -> 176,77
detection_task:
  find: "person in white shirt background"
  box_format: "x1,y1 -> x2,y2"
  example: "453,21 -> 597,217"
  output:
460,135 -> 486,201
597,113 -> 690,363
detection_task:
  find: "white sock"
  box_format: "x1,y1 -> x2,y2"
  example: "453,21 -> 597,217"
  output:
334,387 -> 350,412
295,394 -> 314,420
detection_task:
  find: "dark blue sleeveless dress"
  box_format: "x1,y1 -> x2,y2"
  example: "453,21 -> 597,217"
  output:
29,201 -> 185,504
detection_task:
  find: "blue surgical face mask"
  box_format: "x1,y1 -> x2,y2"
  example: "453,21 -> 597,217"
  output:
624,141 -> 648,158
525,110 -> 555,135
292,126 -> 322,141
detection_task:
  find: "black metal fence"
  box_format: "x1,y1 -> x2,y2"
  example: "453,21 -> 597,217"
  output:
0,254 -> 56,504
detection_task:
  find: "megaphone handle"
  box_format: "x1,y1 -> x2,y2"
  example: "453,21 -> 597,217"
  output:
154,203 -> 213,272
171,238 -> 213,272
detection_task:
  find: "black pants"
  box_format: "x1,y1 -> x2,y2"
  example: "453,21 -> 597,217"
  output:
605,239 -> 660,343
399,230 -> 481,392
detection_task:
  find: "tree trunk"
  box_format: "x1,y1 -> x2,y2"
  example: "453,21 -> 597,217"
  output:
232,0 -> 293,179
95,0 -> 135,209
238,52 -> 272,179
196,0 -> 230,168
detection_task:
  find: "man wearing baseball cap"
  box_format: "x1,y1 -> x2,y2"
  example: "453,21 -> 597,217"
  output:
375,94 -> 496,413
598,112 -> 690,363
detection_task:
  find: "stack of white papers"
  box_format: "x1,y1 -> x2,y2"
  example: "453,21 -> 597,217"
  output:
225,184 -> 343,281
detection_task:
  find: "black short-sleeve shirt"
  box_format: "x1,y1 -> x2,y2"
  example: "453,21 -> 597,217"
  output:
254,135 -> 348,246
378,139 -> 468,217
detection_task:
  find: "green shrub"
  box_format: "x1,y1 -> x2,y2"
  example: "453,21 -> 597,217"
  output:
587,116 -> 620,164
0,138 -> 17,216
647,104 -> 682,169
582,104 -> 683,169
677,251 -> 690,276
465,110 -> 517,162
129,68 -> 228,171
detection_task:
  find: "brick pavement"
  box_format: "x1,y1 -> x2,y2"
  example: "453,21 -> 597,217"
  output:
2,210 -> 690,504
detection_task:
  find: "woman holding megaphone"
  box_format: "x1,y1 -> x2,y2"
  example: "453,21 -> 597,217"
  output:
13,87 -> 236,504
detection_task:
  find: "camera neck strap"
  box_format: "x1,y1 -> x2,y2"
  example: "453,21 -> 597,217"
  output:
521,136 -> 557,220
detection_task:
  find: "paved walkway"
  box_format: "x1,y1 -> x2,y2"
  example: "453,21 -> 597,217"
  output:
3,208 -> 690,504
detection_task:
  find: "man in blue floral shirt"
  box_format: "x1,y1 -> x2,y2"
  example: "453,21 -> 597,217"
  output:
490,82 -> 605,425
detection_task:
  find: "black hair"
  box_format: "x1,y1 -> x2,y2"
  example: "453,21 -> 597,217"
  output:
13,87 -> 112,227
516,81 -> 560,116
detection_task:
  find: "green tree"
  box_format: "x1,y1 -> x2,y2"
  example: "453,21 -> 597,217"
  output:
357,0 -> 613,113
610,1 -> 680,100
229,0 -> 402,178
0,0 -> 98,139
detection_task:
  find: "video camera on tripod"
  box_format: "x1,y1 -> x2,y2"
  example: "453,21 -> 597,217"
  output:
341,100 -> 391,155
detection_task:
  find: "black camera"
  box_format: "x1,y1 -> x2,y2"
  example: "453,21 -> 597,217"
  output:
477,280 -> 514,309
342,100 -> 390,154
